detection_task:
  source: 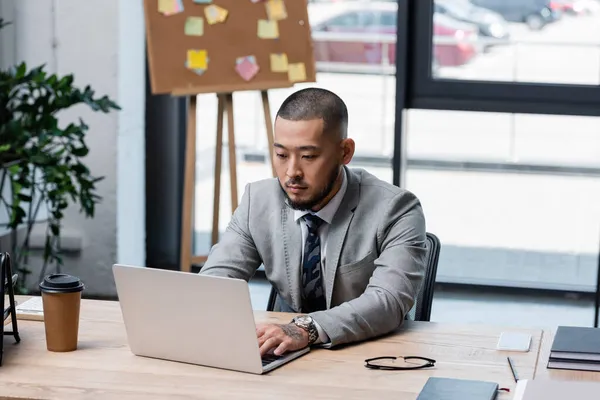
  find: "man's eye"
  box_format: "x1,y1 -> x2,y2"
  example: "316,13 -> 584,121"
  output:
276,153 -> 287,159
303,155 -> 316,159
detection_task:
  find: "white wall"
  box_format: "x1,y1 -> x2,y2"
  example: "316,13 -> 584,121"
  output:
0,0 -> 146,296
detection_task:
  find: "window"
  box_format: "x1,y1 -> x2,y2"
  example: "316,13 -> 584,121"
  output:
327,12 -> 360,28
380,11 -> 397,27
407,0 -> 600,117
404,109 -> 600,292
432,0 -> 600,85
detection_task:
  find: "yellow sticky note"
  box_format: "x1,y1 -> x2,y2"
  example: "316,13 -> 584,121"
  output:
185,17 -> 204,36
158,0 -> 172,13
288,63 -> 306,82
187,50 -> 208,70
266,0 -> 288,21
258,19 -> 279,39
159,0 -> 183,15
270,53 -> 288,72
205,4 -> 228,24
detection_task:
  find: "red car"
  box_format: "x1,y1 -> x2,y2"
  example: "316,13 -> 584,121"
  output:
308,2 -> 480,68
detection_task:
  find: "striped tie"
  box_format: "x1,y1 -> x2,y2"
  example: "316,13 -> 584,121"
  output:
301,214 -> 326,313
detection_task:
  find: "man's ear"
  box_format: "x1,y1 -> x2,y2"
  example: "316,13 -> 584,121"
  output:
341,139 -> 355,165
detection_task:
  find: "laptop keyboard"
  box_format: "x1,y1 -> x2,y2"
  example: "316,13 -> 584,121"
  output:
261,354 -> 283,367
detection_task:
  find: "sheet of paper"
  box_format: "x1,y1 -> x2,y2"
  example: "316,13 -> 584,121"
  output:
288,63 -> 306,82
159,0 -> 184,16
266,0 -> 287,21
257,19 -> 279,39
205,4 -> 228,24
187,49 -> 208,70
184,17 -> 204,36
235,56 -> 260,81
270,53 -> 288,72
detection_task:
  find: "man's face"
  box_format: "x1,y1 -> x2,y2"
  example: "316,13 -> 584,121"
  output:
273,117 -> 347,211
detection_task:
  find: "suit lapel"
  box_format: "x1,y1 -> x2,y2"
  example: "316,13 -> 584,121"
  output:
324,168 -> 360,308
281,206 -> 302,312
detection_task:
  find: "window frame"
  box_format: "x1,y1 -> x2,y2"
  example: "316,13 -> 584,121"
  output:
405,0 -> 600,117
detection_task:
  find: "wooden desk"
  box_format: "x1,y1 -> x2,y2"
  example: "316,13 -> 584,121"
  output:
1,297 -> 543,399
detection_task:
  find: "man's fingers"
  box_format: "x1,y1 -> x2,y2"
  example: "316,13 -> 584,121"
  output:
273,341 -> 289,356
259,337 -> 280,357
256,325 -> 267,337
257,331 -> 272,347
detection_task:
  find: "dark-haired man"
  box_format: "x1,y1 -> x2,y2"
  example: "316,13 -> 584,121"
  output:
200,88 -> 427,356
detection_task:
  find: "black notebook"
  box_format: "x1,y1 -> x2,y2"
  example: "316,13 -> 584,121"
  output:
417,377 -> 498,400
549,326 -> 600,363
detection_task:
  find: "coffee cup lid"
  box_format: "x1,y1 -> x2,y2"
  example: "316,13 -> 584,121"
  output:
39,274 -> 84,293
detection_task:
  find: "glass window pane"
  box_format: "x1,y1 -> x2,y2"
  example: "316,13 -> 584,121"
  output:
309,1 -> 396,74
432,0 -> 600,84
406,109 -> 600,292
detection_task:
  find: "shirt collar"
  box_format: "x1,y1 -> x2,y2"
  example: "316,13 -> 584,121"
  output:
294,168 -> 348,225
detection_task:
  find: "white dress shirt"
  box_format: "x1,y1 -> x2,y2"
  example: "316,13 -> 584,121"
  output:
293,168 -> 348,344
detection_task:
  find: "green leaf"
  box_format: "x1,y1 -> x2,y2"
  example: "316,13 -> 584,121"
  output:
71,146 -> 89,157
17,193 -> 32,202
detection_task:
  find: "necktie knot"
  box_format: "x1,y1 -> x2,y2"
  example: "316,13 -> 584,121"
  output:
303,214 -> 323,233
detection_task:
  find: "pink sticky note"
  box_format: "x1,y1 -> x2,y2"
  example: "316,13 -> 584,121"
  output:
235,57 -> 260,81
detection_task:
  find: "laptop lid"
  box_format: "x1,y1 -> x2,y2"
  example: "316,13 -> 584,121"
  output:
113,264 -> 264,374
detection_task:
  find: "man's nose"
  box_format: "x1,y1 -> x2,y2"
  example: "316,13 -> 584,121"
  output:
286,157 -> 302,180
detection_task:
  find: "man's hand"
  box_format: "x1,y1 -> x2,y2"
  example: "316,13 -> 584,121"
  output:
256,323 -> 309,357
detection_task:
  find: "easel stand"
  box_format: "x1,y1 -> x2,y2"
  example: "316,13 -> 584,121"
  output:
180,90 -> 276,272
1,252 -> 21,366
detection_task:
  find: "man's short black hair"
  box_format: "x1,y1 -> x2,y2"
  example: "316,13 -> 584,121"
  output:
276,88 -> 348,139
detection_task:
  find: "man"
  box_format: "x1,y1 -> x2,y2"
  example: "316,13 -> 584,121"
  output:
200,88 -> 427,357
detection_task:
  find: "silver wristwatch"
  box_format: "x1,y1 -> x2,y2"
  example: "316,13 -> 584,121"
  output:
291,315 -> 318,345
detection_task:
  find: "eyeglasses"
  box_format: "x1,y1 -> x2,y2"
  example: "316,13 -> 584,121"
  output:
364,355 -> 436,371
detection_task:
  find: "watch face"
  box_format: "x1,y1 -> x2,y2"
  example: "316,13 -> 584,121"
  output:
296,315 -> 312,324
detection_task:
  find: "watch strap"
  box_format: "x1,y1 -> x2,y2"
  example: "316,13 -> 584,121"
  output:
292,316 -> 318,345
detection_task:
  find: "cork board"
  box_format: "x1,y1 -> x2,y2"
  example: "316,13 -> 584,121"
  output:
143,0 -> 317,96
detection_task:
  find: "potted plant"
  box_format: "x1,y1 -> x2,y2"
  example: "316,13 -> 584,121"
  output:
0,18 -> 120,292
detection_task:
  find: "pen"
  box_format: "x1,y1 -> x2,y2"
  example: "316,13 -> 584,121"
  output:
507,356 -> 519,383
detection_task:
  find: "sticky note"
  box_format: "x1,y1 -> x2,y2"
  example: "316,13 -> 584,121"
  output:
237,55 -> 257,65
258,19 -> 279,39
266,0 -> 287,21
288,63 -> 306,82
235,56 -> 260,81
205,4 -> 228,24
187,49 -> 208,70
270,53 -> 288,72
159,0 -> 184,15
184,17 -> 204,36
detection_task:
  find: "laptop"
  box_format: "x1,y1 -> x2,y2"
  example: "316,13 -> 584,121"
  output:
112,264 -> 310,374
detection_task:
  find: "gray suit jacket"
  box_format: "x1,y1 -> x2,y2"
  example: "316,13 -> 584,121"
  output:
200,167 -> 427,347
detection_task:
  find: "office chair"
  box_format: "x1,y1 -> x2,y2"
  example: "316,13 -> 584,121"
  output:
266,232 -> 441,322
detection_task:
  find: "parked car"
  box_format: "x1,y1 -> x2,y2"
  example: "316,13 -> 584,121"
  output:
469,0 -> 559,30
308,2 -> 481,69
434,0 -> 510,45
553,0 -> 600,14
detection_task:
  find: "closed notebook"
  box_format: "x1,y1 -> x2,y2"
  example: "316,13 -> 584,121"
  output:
549,326 -> 600,362
417,377 -> 498,400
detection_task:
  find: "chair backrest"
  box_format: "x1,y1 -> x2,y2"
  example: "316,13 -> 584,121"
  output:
266,232 -> 441,321
406,232 -> 441,322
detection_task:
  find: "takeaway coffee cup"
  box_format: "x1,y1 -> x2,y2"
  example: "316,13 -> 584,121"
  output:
39,274 -> 85,352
